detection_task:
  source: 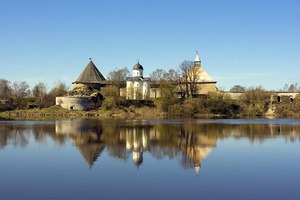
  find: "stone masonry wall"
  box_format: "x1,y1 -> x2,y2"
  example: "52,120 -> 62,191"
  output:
56,97 -> 99,111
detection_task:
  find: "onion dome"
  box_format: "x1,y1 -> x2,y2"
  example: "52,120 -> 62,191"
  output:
133,62 -> 144,70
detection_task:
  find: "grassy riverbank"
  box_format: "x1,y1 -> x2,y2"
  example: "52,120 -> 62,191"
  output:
0,104 -> 287,121
1,92 -> 300,120
0,105 -> 166,120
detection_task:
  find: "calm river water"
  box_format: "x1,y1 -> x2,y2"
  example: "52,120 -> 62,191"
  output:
1,118 -> 300,200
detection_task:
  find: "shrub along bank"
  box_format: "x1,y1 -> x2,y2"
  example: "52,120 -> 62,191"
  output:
1,89 -> 300,119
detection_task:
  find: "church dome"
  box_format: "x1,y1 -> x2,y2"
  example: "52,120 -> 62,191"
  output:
133,62 -> 144,70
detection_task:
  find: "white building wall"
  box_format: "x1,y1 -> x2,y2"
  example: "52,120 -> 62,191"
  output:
143,82 -> 150,100
126,81 -> 134,99
133,82 -> 140,99
126,80 -> 150,100
133,69 -> 143,77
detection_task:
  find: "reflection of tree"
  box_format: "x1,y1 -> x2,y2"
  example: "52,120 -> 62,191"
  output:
1,120 -> 300,171
179,130 -> 197,170
49,134 -> 66,147
0,125 -> 29,148
149,125 -> 180,160
11,130 -> 29,147
32,124 -> 55,144
100,127 -> 129,160
107,143 -> 128,160
0,124 -> 9,148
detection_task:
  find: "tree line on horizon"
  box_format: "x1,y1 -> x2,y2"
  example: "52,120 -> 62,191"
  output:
103,61 -> 300,117
0,79 -> 68,111
1,59 -> 300,116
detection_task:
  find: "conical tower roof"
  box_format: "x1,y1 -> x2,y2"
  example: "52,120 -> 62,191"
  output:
195,52 -> 201,62
194,51 -> 201,67
191,67 -> 214,82
73,58 -> 106,84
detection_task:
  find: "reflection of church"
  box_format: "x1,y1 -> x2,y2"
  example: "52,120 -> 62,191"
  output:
125,126 -> 150,167
122,126 -> 217,173
54,121 -> 217,173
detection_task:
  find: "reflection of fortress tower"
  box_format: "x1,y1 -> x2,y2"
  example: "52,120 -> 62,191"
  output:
190,146 -> 214,174
125,126 -> 150,167
76,142 -> 104,167
55,120 -> 104,167
179,133 -> 217,174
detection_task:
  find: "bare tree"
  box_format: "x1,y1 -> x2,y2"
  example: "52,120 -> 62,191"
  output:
150,69 -> 165,82
163,69 -> 180,84
11,81 -> 30,109
188,65 -> 202,97
44,81 -> 69,107
288,83 -> 299,92
179,60 -> 194,98
0,79 -> 12,99
279,83 -> 299,92
49,81 -> 69,97
281,84 -> 289,92
0,79 -> 13,110
107,67 -> 129,94
230,85 -> 246,93
150,69 -> 166,98
32,82 -> 47,108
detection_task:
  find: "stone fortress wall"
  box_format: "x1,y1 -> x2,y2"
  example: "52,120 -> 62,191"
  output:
56,96 -> 98,111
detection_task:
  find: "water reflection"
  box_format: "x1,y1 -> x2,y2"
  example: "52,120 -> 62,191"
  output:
1,119 -> 300,173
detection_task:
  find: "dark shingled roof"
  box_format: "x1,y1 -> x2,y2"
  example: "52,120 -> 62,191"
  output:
133,62 -> 143,70
73,59 -> 106,83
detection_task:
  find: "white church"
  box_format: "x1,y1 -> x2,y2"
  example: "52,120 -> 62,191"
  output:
126,62 -> 151,100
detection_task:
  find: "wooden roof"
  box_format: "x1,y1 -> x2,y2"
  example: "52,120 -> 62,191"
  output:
73,59 -> 106,84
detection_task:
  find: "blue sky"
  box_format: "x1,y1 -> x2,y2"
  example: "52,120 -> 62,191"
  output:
0,0 -> 299,91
